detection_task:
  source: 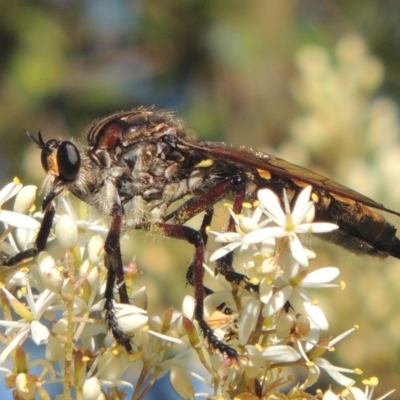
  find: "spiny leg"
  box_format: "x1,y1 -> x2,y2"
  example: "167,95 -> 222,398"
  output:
103,215 -> 131,350
188,209 -> 235,314
166,177 -> 250,290
156,221 -> 238,359
162,178 -> 264,357
185,208 -> 212,290
167,179 -> 259,292
2,202 -> 56,266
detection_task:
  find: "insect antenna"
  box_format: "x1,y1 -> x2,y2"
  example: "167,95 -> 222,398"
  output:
25,130 -> 46,148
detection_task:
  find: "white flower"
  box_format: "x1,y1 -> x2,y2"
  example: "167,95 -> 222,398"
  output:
262,256 -> 340,329
209,205 -> 274,262
313,358 -> 357,387
300,326 -> 360,389
243,186 -> 338,266
0,274 -> 57,366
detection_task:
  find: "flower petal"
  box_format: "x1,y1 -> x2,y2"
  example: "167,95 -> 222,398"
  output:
256,344 -> 301,362
209,241 -> 242,262
291,186 -> 312,223
322,389 -> 339,400
302,267 -> 340,286
243,226 -> 285,244
257,189 -> 285,224
0,210 -> 40,230
115,308 -> 148,332
31,320 -> 50,345
55,214 -> 78,250
346,387 -> 368,400
82,377 -> 102,400
296,222 -> 339,233
314,358 -> 356,387
170,366 -> 195,400
303,302 -> 328,330
13,185 -> 37,214
212,231 -> 242,243
0,327 -> 30,366
300,363 -> 321,390
259,279 -> 273,304
263,286 -> 292,317
238,298 -> 261,345
289,234 -> 309,266
0,180 -> 22,205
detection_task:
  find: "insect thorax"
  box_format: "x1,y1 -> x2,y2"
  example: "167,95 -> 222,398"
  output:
65,135 -> 227,227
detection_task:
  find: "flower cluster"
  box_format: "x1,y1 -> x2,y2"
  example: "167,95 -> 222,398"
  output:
201,185 -> 393,399
0,179 -> 198,400
0,178 -> 394,399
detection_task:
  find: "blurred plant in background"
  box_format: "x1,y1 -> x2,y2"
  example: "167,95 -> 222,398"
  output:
289,34 -> 400,203
282,34 -> 400,396
0,0 -> 400,398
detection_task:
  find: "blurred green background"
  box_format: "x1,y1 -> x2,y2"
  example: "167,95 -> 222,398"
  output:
1,0 -> 400,396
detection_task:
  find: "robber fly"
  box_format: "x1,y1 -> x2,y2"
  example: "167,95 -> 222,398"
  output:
3,107 -> 400,359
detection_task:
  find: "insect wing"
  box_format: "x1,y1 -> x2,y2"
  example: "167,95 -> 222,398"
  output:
186,140 -> 400,217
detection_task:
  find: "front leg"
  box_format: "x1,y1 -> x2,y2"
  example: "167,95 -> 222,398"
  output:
2,202 -> 56,266
103,214 -> 132,350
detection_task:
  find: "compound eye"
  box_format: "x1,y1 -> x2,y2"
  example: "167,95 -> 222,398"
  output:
57,141 -> 81,181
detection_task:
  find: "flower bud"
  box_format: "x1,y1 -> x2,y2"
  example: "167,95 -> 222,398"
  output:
15,373 -> 37,400
42,267 -> 64,293
82,377 -> 103,400
88,235 -> 104,265
14,185 -> 37,214
98,347 -> 129,382
37,252 -> 56,274
170,367 -> 194,400
46,319 -> 67,363
55,214 -> 78,250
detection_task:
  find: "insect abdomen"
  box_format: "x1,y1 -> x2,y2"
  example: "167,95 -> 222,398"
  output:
315,193 -> 400,258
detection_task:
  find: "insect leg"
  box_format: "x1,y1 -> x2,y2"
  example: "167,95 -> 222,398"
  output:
166,176 -> 246,290
2,202 -> 56,266
186,208 -> 212,289
164,178 -> 240,225
155,221 -> 238,359
171,181 -> 257,293
103,214 -> 132,350
216,189 -> 259,292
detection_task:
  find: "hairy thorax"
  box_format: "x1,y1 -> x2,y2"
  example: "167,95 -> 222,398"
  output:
65,138 -> 219,227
